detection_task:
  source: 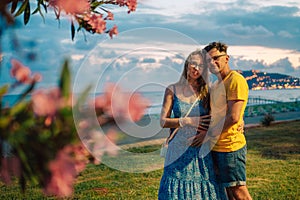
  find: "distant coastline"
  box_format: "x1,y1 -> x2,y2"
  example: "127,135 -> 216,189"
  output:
251,86 -> 300,90
239,70 -> 300,90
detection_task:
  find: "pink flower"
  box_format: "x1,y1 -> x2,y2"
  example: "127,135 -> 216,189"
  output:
49,0 -> 90,15
105,12 -> 114,20
116,0 -> 126,6
109,25 -> 118,39
99,83 -> 126,117
32,88 -> 73,119
31,88 -> 58,117
10,59 -> 42,84
71,144 -> 90,173
128,93 -> 150,122
93,83 -> 117,115
43,144 -> 89,197
126,0 -> 137,13
43,149 -> 76,197
10,59 -> 30,82
93,83 -> 150,122
94,95 -> 108,110
86,14 -> 106,34
33,73 -> 42,82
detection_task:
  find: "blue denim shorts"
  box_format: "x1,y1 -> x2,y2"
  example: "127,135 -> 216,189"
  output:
212,145 -> 247,187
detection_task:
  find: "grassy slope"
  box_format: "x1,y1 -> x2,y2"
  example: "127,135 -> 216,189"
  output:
0,120 -> 299,199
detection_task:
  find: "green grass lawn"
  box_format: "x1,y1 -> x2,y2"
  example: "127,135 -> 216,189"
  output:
1,120 -> 299,199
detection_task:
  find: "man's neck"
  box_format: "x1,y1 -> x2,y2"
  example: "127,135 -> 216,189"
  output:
220,66 -> 231,80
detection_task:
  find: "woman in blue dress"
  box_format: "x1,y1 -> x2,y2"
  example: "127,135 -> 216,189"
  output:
158,50 -> 227,200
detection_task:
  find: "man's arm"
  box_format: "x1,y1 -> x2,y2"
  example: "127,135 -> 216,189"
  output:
222,99 -> 244,132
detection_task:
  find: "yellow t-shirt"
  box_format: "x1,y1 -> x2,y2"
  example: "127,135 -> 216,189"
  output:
211,70 -> 248,152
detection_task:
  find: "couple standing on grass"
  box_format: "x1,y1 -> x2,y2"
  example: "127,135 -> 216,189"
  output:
158,42 -> 253,200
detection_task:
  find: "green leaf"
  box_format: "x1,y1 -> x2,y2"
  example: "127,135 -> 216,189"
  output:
14,0 -> 28,17
59,60 -> 71,98
40,0 -> 48,13
15,146 -> 39,184
75,85 -> 92,108
14,81 -> 36,105
24,0 -> 31,25
38,8 -> 45,23
0,84 -> 9,97
32,0 -> 46,22
32,7 -> 38,15
90,1 -> 104,10
0,117 -> 11,129
9,101 -> 28,116
38,129 -> 52,142
32,7 -> 45,23
71,20 -> 75,41
10,0 -> 19,14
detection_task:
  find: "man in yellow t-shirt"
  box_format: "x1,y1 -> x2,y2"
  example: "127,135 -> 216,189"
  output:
203,42 -> 252,200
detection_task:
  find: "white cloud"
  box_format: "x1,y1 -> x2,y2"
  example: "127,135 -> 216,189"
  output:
140,0 -> 300,16
71,54 -> 85,61
2,0 -> 300,93
229,46 -> 300,69
223,24 -> 274,38
278,31 -> 293,38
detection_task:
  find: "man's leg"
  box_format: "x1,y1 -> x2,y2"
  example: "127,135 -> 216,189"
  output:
213,146 -> 252,200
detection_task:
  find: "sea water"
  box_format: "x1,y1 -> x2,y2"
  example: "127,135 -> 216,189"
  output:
2,89 -> 300,115
143,88 -> 300,115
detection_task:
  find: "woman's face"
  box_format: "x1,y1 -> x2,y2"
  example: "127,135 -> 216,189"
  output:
187,54 -> 204,80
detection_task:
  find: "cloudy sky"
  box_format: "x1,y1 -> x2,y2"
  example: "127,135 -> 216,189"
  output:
1,0 -> 300,94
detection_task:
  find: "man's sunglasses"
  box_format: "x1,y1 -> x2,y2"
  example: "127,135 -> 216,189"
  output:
207,54 -> 227,62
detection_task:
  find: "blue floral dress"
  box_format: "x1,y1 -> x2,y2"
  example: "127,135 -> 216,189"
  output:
158,94 -> 227,200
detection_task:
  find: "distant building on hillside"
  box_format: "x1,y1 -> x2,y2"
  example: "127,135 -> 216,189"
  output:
238,70 -> 300,90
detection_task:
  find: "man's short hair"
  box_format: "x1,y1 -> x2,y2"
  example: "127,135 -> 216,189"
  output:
204,42 -> 228,53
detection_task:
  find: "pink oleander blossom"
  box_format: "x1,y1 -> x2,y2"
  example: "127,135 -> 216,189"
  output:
94,95 -> 108,109
32,87 -> 73,119
43,149 -> 76,197
93,83 -> 115,114
128,93 -> 150,122
126,0 -> 137,13
10,59 -> 42,84
85,14 -> 106,33
43,144 -> 88,197
94,83 -> 149,122
49,0 -> 90,15
109,25 -> 118,39
105,12 -> 114,20
32,88 -> 59,117
116,0 -> 126,6
71,144 -> 90,173
32,73 -> 42,82
94,83 -> 124,117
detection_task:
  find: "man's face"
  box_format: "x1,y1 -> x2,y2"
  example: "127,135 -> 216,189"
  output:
205,48 -> 228,74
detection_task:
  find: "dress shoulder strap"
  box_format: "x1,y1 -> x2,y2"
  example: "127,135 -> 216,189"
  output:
172,84 -> 176,95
